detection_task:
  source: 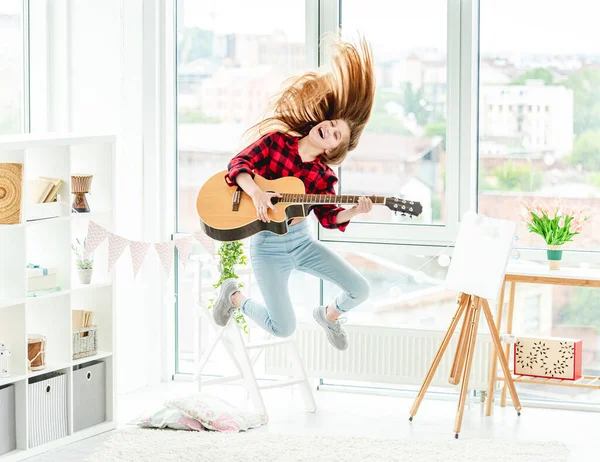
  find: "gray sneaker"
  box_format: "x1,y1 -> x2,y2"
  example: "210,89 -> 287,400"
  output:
212,278 -> 240,326
313,305 -> 348,351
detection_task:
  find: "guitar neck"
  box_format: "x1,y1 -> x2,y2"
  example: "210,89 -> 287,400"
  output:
279,193 -> 386,205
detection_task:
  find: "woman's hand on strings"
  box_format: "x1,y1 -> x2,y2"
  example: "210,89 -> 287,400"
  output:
251,190 -> 282,223
351,196 -> 374,216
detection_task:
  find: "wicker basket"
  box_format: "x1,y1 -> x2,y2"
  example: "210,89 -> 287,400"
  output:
73,326 -> 98,360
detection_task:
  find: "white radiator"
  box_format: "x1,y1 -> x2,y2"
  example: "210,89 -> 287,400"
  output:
265,323 -> 494,391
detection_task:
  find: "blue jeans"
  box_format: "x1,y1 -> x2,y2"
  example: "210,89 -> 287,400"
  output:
241,219 -> 370,337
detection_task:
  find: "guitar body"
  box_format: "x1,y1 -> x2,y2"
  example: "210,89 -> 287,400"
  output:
197,171 -> 307,241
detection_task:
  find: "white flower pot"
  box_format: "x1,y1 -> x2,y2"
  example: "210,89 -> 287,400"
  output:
77,268 -> 93,284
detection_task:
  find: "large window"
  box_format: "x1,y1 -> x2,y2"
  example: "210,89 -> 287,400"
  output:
478,0 -> 600,251
339,0 -> 448,226
0,1 -> 24,135
174,1 -> 600,408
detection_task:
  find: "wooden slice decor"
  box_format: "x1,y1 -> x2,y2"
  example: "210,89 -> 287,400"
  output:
0,163 -> 23,224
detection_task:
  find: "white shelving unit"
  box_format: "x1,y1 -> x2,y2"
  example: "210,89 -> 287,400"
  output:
0,134 -> 116,461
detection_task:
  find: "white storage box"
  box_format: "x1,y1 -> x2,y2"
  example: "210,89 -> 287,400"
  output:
28,372 -> 68,448
27,266 -> 58,292
0,384 -> 16,456
73,361 -> 106,432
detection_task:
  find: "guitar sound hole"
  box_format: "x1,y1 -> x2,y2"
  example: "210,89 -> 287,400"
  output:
267,191 -> 280,205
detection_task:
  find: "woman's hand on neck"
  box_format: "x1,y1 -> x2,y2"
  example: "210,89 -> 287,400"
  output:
297,136 -> 324,163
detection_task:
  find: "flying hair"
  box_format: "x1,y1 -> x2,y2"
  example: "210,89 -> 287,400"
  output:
243,35 -> 375,165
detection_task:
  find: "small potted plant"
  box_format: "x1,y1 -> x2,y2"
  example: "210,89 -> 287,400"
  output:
519,199 -> 593,270
72,237 -> 94,284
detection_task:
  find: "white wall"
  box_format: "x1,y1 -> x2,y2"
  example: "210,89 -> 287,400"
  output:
31,0 -> 172,393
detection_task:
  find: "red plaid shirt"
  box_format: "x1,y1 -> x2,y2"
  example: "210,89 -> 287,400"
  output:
225,131 -> 349,231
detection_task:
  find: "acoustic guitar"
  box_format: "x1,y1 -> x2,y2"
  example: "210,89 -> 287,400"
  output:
196,170 -> 423,242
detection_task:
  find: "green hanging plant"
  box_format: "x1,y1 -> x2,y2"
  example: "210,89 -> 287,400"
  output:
207,241 -> 248,333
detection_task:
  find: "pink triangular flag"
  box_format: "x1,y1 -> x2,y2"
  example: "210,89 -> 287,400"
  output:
193,229 -> 216,257
154,241 -> 175,275
129,241 -> 151,277
175,236 -> 194,267
85,221 -> 108,257
108,233 -> 129,272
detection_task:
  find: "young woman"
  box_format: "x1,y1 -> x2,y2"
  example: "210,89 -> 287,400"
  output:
212,38 -> 376,351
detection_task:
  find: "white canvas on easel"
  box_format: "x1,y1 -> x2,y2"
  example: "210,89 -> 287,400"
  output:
445,211 -> 517,302
410,211 -> 522,438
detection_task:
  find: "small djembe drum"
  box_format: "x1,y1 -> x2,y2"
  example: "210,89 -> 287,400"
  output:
28,335 -> 47,371
71,174 -> 93,213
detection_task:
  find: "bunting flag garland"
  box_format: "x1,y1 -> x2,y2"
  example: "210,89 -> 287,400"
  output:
85,221 -> 109,257
108,233 -> 129,272
130,241 -> 151,277
85,221 -> 217,277
154,241 -> 176,275
175,236 -> 194,267
193,229 -> 215,257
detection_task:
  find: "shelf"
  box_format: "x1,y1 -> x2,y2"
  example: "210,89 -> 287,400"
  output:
498,374 -> 600,389
0,133 -> 116,150
26,216 -> 70,227
70,210 -> 112,220
26,289 -> 71,301
0,298 -> 26,309
24,353 -> 114,378
0,374 -> 27,387
72,282 -> 112,291
27,362 -> 73,379
72,351 -> 112,367
0,133 -> 116,462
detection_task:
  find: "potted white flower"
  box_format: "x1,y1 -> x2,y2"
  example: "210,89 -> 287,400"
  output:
519,199 -> 593,270
72,238 -> 94,284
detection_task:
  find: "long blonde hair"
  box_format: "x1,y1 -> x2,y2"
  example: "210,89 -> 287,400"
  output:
244,36 -> 375,165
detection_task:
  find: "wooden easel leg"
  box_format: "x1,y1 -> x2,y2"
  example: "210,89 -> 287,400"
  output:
453,296 -> 482,438
481,298 -> 522,415
485,280 -> 506,416
449,295 -> 474,385
409,293 -> 469,420
501,282 -> 516,407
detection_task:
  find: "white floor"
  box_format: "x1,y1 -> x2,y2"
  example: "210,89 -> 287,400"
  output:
30,381 -> 596,461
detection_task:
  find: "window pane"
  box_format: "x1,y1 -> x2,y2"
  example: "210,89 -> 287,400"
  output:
479,0 -> 600,250
176,0 -> 308,372
0,1 -> 23,135
177,0 -> 307,232
322,242 -> 453,329
340,0 -> 447,225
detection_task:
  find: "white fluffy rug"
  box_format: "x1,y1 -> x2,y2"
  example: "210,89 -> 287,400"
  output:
85,429 -> 569,462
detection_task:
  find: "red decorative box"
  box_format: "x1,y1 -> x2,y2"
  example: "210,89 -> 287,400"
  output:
514,336 -> 582,380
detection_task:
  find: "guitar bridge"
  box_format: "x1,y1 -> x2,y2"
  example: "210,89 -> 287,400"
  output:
232,187 -> 242,212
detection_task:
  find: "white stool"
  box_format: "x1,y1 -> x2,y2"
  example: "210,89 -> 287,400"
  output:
191,256 -> 317,419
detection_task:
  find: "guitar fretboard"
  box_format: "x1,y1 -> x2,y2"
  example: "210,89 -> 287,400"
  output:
279,194 -> 387,205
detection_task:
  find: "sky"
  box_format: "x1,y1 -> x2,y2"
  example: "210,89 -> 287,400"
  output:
181,0 -> 600,56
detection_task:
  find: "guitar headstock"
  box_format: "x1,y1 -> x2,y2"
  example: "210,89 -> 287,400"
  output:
384,197 -> 423,218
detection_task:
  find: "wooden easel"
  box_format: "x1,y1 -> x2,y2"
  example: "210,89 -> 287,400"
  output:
409,292 -> 522,438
